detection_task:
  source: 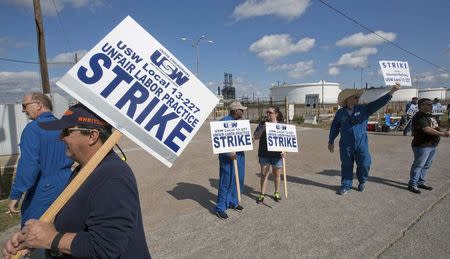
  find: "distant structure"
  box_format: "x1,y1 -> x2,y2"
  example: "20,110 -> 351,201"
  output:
270,81 -> 341,106
221,72 -> 235,100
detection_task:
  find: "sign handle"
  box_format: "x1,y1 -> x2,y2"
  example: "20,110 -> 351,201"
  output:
282,157 -> 288,198
11,130 -> 123,259
233,158 -> 241,203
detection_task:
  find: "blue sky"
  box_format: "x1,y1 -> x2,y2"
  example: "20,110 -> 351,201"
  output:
1,0 -> 449,99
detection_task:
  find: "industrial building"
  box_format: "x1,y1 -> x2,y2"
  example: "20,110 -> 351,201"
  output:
270,80 -> 341,107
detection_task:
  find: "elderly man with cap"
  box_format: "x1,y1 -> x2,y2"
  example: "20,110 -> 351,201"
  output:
215,101 -> 247,219
2,104 -> 150,258
328,83 -> 401,195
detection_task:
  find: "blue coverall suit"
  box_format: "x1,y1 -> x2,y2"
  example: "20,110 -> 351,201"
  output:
9,112 -> 73,226
329,93 -> 392,188
215,115 -> 245,213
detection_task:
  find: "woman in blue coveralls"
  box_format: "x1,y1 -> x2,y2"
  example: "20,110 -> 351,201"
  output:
215,101 -> 247,219
328,83 -> 401,195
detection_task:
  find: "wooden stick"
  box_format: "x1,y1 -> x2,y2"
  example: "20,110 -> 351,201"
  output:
282,157 -> 288,198
233,158 -> 241,203
11,130 -> 123,259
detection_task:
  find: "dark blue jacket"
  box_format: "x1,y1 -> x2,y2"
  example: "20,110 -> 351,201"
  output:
52,152 -> 151,258
10,112 -> 73,226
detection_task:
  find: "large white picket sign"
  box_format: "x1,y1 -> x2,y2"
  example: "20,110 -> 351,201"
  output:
379,60 -> 412,86
210,120 -> 253,154
265,122 -> 298,152
57,16 -> 219,167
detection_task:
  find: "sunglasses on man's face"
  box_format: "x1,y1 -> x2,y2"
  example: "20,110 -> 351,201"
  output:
22,102 -> 38,109
266,111 -> 275,114
60,127 -> 93,137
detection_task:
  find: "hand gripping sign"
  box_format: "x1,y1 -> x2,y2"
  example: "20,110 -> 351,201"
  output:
265,122 -> 299,198
379,60 -> 412,87
210,120 -> 253,202
10,16 -> 218,259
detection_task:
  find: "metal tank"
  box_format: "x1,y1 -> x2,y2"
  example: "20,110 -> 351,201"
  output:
270,80 -> 341,105
418,88 -> 447,100
359,87 -> 418,103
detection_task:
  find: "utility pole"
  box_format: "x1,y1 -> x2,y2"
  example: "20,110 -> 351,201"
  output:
33,0 -> 51,94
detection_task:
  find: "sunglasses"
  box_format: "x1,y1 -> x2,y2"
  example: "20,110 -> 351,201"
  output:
266,111 -> 275,114
61,127 -> 93,137
22,102 -> 39,109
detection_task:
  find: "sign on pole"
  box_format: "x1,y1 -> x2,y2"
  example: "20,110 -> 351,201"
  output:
379,60 -> 412,86
210,120 -> 252,202
56,16 -> 219,167
210,120 -> 253,154
265,122 -> 298,152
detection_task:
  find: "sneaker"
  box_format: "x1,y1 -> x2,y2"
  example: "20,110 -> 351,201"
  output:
337,187 -> 351,195
231,204 -> 244,212
215,211 -> 229,219
256,194 -> 265,204
417,184 -> 433,190
408,185 -> 421,194
273,192 -> 281,202
357,183 -> 366,192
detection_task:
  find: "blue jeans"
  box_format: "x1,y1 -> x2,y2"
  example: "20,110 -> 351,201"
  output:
409,147 -> 436,187
258,156 -> 283,168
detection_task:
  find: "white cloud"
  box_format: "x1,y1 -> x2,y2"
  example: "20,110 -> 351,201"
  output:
0,37 -> 29,53
336,31 -> 396,48
232,0 -> 310,21
332,47 -> 378,67
417,72 -> 450,83
0,71 -> 42,93
234,76 -> 269,98
0,71 -> 66,97
5,0 -> 105,16
328,67 -> 340,76
49,50 -> 88,64
268,60 -> 314,79
249,34 -> 315,63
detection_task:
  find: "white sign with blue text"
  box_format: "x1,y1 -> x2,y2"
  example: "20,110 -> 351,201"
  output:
265,122 -> 298,152
379,60 -> 412,86
56,16 -> 219,167
210,120 -> 253,154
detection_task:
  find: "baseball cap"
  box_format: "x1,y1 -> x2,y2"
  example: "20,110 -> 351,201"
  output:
229,101 -> 247,111
39,103 -> 111,130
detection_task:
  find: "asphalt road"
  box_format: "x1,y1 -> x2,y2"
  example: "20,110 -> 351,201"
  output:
1,125 -> 449,258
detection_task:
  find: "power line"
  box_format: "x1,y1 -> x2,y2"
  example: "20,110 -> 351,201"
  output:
0,57 -> 74,65
318,0 -> 450,73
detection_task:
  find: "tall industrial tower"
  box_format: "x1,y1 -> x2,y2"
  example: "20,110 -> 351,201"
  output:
221,72 -> 235,100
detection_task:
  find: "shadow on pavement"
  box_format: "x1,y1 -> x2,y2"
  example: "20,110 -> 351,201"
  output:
255,171 -> 339,193
318,169 -> 408,190
209,178 -> 263,207
167,182 -> 217,214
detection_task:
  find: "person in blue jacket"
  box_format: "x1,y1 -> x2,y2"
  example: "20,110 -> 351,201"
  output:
8,93 -> 73,226
215,101 -> 247,219
328,83 -> 401,195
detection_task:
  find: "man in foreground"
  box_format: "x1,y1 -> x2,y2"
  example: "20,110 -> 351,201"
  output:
2,104 -> 151,258
408,98 -> 450,194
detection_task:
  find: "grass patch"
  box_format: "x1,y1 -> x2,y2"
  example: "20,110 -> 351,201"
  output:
0,200 -> 20,232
